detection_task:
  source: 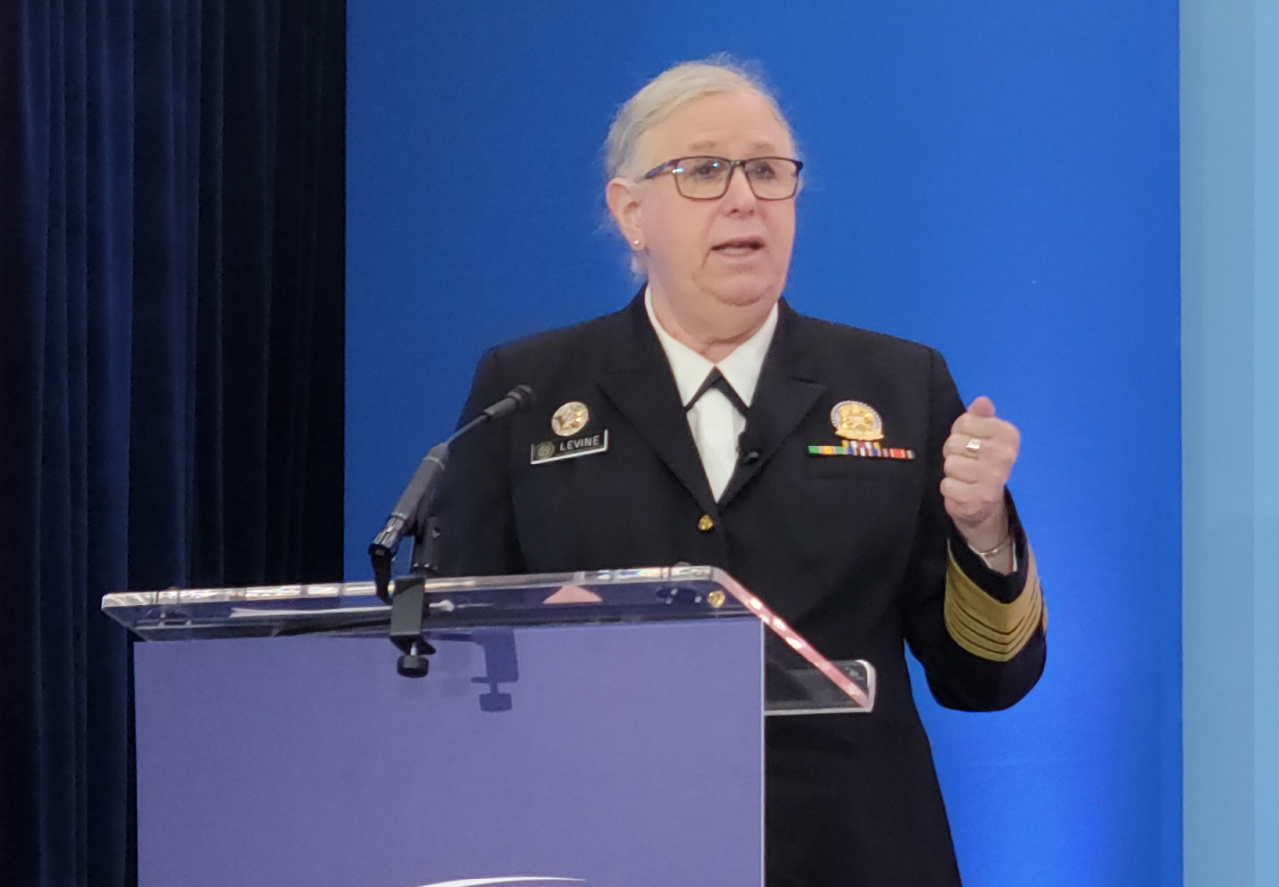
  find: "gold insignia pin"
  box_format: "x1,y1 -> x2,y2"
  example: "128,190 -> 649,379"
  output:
707,590 -> 726,609
551,401 -> 589,437
830,400 -> 884,441
534,441 -> 556,461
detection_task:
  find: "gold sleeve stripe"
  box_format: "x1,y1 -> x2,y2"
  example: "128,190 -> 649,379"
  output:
944,545 -> 1045,662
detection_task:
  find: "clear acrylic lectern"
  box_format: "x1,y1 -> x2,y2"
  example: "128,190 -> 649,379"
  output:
104,565 -> 874,887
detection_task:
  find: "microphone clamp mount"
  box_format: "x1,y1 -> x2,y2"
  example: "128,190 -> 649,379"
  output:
368,384 -> 534,677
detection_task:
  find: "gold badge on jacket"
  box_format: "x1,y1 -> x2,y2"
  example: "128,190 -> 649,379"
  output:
551,401 -> 590,437
831,400 -> 883,441
811,399 -> 915,460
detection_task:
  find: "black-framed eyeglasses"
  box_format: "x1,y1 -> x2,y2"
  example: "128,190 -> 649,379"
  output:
642,156 -> 804,201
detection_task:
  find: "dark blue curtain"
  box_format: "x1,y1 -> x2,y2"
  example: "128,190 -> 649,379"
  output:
0,1 -> 345,884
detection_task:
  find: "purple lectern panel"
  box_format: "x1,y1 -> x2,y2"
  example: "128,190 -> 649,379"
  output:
135,619 -> 763,887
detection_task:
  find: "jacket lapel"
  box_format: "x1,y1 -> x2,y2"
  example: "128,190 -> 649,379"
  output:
718,301 -> 825,506
596,293 -> 719,516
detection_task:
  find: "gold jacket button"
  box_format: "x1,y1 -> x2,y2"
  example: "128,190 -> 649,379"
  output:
697,514 -> 715,533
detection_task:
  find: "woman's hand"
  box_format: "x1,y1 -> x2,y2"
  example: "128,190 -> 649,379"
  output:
941,396 -> 1021,572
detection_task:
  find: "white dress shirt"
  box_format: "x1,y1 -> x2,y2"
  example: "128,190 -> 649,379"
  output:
645,289 -> 779,500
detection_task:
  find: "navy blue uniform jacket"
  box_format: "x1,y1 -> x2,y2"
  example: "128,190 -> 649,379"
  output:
434,291 -> 1047,887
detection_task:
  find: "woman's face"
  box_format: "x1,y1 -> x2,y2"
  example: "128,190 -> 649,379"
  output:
613,89 -> 797,318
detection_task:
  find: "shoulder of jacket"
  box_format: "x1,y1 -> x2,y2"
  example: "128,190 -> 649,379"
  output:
483,308 -> 625,368
787,308 -> 940,365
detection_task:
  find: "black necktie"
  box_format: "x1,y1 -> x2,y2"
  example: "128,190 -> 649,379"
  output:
684,368 -> 750,417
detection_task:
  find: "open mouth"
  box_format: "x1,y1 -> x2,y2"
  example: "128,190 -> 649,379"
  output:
712,237 -> 765,257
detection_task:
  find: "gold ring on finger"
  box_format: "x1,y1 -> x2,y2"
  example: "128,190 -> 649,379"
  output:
963,437 -> 982,458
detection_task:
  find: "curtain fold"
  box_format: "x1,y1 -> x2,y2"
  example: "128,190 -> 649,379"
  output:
0,1 -> 345,884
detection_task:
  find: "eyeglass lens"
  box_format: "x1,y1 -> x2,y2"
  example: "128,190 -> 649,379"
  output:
672,157 -> 800,200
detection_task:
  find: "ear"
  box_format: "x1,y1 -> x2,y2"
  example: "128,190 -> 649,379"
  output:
606,177 -> 645,248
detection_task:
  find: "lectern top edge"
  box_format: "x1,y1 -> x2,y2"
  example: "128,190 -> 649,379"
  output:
102,564 -> 738,608
101,564 -> 876,715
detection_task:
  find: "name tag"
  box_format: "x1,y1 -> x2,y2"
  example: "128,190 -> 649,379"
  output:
531,430 -> 610,465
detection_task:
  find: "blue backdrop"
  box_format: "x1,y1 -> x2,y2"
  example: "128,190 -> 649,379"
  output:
346,2 -> 1181,883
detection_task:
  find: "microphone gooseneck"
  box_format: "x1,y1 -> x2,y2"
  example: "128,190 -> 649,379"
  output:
368,384 -> 535,602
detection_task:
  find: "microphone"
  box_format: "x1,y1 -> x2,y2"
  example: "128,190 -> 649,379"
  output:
368,384 -> 535,601
738,431 -> 762,466
482,383 -> 534,421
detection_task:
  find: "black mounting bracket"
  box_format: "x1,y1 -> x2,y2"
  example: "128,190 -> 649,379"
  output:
388,574 -> 436,677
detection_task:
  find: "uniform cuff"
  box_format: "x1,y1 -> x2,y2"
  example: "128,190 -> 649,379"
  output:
943,492 -> 1046,662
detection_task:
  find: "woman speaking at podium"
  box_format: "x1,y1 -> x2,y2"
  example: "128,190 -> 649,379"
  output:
434,58 -> 1046,887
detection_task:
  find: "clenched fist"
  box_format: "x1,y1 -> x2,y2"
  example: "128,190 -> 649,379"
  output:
941,396 -> 1020,571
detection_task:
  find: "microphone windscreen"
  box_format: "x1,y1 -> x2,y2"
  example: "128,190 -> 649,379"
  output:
507,384 -> 535,412
483,384 -> 537,421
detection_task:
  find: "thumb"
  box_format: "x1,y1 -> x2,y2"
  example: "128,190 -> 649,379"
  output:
967,395 -> 996,418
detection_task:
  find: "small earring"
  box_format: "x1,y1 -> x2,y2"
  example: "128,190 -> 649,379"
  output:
632,240 -> 642,248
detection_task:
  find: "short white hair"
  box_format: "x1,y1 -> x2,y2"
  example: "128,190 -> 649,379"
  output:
604,56 -> 794,181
